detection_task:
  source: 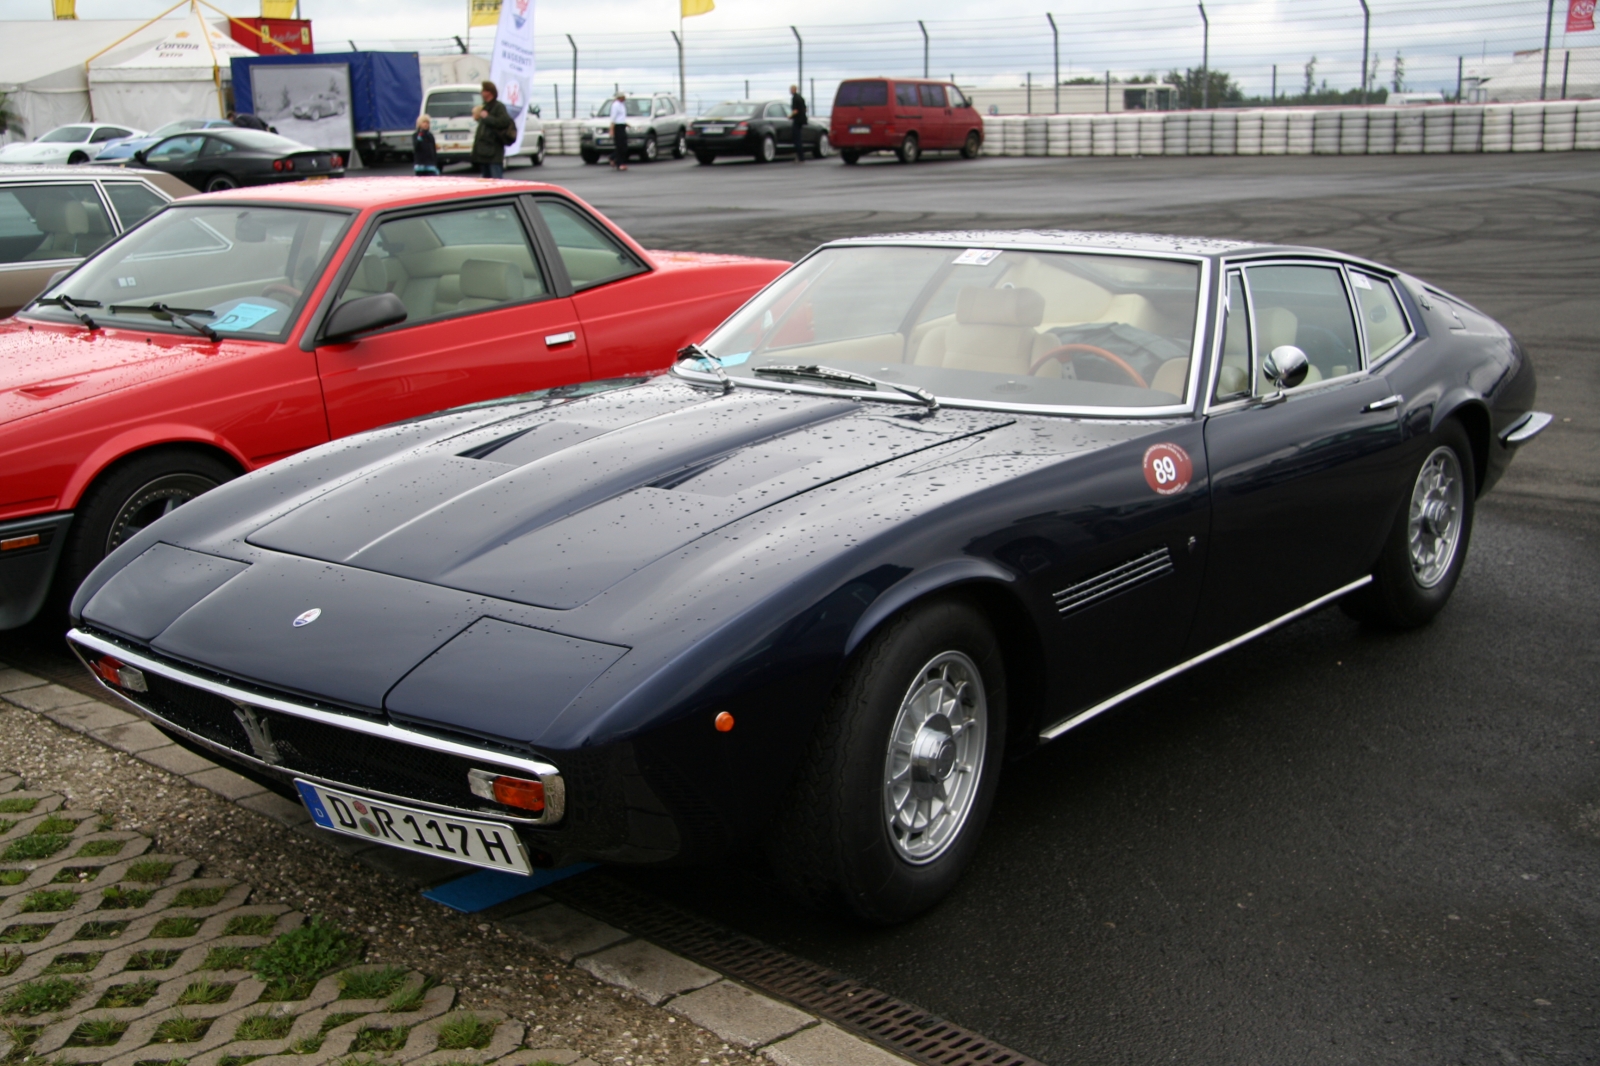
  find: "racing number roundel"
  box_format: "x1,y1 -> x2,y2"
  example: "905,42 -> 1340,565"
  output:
1143,443 -> 1193,496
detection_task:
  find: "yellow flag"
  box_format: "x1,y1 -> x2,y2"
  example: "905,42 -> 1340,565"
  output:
53,0 -> 76,18
260,0 -> 295,16
682,0 -> 714,16
469,0 -> 501,26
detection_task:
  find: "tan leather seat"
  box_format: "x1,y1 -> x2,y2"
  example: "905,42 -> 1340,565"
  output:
915,286 -> 1052,376
455,258 -> 525,310
1150,358 -> 1188,398
24,199 -> 91,260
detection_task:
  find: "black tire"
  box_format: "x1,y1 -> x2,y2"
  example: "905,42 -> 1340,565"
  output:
204,173 -> 237,193
1344,420 -> 1476,629
756,133 -> 777,163
961,130 -> 982,159
529,136 -> 546,166
672,129 -> 688,159
580,148 -> 600,165
642,132 -> 659,163
767,598 -> 1007,924
695,151 -> 716,166
841,149 -> 860,165
67,152 -> 88,165
813,133 -> 833,159
55,449 -> 236,614
896,132 -> 920,164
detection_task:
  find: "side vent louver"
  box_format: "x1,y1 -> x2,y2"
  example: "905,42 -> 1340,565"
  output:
1053,546 -> 1174,617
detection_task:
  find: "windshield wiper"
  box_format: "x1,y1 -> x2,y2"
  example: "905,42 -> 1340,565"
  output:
34,295 -> 100,331
753,364 -> 938,411
677,343 -> 733,393
108,302 -> 221,343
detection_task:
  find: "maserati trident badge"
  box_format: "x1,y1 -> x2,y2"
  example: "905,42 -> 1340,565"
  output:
230,702 -> 281,765
292,608 -> 321,628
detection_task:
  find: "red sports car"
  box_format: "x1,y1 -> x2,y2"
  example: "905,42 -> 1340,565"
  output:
0,177 -> 787,630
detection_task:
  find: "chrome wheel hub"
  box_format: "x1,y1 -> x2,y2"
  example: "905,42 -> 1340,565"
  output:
1407,445 -> 1464,588
883,651 -> 987,864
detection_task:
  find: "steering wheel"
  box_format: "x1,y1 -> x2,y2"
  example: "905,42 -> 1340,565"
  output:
261,283 -> 302,303
1030,343 -> 1148,388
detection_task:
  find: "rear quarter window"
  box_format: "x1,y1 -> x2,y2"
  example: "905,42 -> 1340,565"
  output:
834,81 -> 887,107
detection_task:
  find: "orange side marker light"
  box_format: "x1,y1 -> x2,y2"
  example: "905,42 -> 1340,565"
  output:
714,711 -> 735,733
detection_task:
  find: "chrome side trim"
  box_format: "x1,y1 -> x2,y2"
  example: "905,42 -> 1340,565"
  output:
1053,547 -> 1174,617
1039,576 -> 1372,741
1501,411 -> 1553,444
65,628 -> 563,823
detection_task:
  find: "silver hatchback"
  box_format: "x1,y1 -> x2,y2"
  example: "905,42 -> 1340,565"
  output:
580,93 -> 690,164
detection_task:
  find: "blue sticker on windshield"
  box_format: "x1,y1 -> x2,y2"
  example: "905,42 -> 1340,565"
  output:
212,302 -> 279,332
716,351 -> 751,367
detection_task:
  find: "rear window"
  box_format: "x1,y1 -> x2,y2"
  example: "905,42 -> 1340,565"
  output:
834,81 -> 887,107
425,91 -> 477,118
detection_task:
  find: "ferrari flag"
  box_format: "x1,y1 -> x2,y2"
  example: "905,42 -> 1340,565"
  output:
469,0 -> 500,28
682,0 -> 714,17
1569,0 -> 1595,32
489,0 -> 535,154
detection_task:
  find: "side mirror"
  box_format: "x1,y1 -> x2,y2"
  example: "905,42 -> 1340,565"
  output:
323,293 -> 407,342
1263,345 -> 1310,390
132,149 -> 147,165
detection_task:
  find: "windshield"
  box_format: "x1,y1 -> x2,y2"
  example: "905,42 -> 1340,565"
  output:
700,101 -> 759,119
593,99 -> 653,117
690,245 -> 1202,411
425,90 -> 477,118
25,205 -> 349,341
39,126 -> 92,144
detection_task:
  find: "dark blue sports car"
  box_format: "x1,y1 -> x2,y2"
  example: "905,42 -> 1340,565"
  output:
67,232 -> 1549,922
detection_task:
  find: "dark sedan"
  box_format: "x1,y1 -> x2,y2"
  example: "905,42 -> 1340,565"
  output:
122,128 -> 344,193
688,99 -> 832,164
67,232 -> 1549,925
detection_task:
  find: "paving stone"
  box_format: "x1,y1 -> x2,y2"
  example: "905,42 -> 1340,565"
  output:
761,1022 -> 914,1066
92,719 -> 175,754
0,668 -> 47,693
667,980 -> 814,1049
139,743 -> 217,776
43,700 -> 139,734
500,902 -> 629,962
576,938 -> 720,1006
237,790 -> 312,827
4,682 -> 101,713
344,840 -> 470,886
185,765 -> 267,801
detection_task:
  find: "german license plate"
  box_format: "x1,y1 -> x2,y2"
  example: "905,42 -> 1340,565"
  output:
702,125 -> 724,134
295,780 -> 532,874
850,125 -> 870,134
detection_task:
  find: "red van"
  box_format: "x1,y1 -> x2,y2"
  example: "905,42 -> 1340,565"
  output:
829,78 -> 983,164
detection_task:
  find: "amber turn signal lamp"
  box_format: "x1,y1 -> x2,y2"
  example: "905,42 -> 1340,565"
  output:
89,654 -> 147,693
714,711 -> 735,732
467,769 -> 545,813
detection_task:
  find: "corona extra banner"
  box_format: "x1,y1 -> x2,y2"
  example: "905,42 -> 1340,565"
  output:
1569,0 -> 1595,33
489,0 -> 535,154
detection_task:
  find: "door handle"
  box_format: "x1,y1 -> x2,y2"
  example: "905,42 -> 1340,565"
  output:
1362,393 -> 1403,412
544,331 -> 576,347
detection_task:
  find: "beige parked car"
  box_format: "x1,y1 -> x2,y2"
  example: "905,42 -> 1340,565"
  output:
0,166 -> 195,317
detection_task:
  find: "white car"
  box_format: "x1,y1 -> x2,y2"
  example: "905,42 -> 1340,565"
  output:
419,83 -> 544,168
0,124 -> 145,166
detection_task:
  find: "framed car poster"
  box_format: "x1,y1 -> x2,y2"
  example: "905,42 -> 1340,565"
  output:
250,62 -> 355,154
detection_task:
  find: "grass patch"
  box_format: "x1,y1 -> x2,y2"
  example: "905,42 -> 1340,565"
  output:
350,1026 -> 409,1054
132,1059 -> 188,1066
66,1018 -> 129,1047
125,861 -> 174,884
149,917 -> 201,939
51,866 -> 99,884
200,946 -> 257,971
19,889 -> 77,913
233,1013 -> 294,1041
385,983 -> 425,1013
100,886 -> 154,910
0,977 -> 82,1016
222,914 -> 276,937
338,967 -> 406,1000
0,924 -> 53,944
433,1015 -> 495,1051
286,1034 -> 323,1055
2,835 -> 69,862
175,980 -> 232,1006
219,1056 -> 264,1066
172,886 -> 226,908
319,1013 -> 362,1034
0,799 -> 38,814
42,952 -> 101,975
150,1016 -> 211,1044
74,920 -> 128,941
253,918 -> 359,1001
125,949 -> 182,971
75,839 -> 125,858
31,817 -> 76,837
0,871 -> 27,887
95,979 -> 160,1009
0,952 -> 21,978
0,1023 -> 43,1064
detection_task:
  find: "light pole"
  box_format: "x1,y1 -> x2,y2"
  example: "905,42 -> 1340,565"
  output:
566,34 -> 578,121
918,20 -> 929,79
671,31 -> 683,107
791,26 -> 803,93
1539,0 -> 1556,99
1198,2 -> 1209,109
1046,13 -> 1060,113
1358,0 -> 1371,103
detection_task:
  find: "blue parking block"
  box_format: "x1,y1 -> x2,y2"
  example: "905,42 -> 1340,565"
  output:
421,863 -> 596,913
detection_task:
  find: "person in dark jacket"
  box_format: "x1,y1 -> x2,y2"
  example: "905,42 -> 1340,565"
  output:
413,115 -> 440,175
471,81 -> 513,179
227,111 -> 276,134
789,85 -> 807,162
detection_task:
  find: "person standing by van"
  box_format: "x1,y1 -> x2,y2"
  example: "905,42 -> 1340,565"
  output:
413,115 -> 440,175
472,81 -> 513,178
789,85 -> 807,162
609,92 -> 630,171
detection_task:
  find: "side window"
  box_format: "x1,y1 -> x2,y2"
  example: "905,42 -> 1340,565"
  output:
919,84 -> 947,108
1349,271 -> 1410,362
102,183 -> 168,229
535,200 -> 643,289
333,203 -> 546,326
0,184 -> 115,264
200,138 -> 236,159
895,84 -> 919,107
949,86 -> 970,108
146,135 -> 205,165
90,127 -> 126,144
765,102 -> 788,120
654,98 -> 671,117
1213,271 -> 1252,401
1244,264 -> 1360,388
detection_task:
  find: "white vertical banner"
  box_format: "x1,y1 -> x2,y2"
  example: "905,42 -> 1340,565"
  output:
489,0 -> 535,153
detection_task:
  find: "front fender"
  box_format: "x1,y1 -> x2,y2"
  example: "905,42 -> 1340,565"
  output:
844,557 -> 1018,657
60,423 -> 252,510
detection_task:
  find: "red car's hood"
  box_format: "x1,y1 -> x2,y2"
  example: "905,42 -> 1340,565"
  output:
0,320 -> 223,427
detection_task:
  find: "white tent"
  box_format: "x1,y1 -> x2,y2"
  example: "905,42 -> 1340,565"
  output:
1464,47 -> 1600,103
0,19 -> 174,144
88,9 -> 256,130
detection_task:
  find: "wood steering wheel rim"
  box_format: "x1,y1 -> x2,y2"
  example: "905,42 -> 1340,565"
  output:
261,283 -> 302,303
1030,343 -> 1148,388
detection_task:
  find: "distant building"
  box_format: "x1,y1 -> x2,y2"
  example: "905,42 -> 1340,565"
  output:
1462,46 -> 1598,102
964,82 -> 1177,115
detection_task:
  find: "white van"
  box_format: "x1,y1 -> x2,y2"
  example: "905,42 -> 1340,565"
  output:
420,83 -> 545,168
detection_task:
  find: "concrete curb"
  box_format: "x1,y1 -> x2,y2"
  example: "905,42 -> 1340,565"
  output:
0,664 -> 914,1066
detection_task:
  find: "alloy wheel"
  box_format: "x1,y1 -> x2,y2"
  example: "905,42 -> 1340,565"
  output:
882,650 -> 988,864
1407,445 -> 1464,588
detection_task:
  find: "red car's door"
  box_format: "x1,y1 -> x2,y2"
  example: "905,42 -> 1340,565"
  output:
918,83 -> 953,149
314,200 -> 589,438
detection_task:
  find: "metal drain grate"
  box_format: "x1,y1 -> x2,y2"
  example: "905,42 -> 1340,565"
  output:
546,874 -> 1043,1066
